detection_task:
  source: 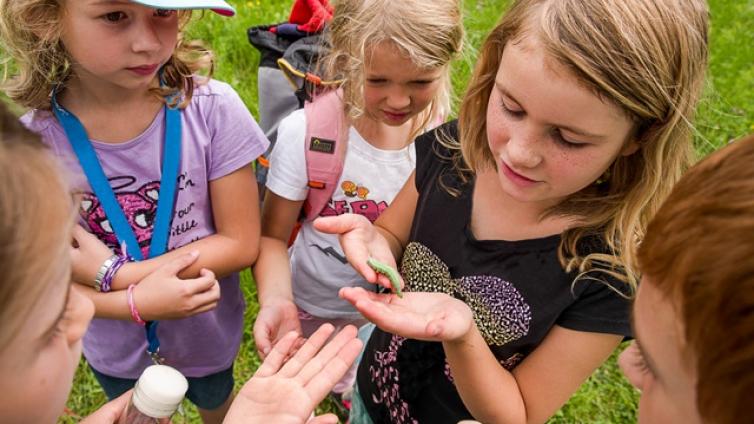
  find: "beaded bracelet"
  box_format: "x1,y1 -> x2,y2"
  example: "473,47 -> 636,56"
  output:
127,284 -> 146,326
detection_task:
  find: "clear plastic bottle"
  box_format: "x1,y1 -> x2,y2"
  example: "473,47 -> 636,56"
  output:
119,364 -> 189,424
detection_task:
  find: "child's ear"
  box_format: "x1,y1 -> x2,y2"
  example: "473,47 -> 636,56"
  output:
620,140 -> 641,157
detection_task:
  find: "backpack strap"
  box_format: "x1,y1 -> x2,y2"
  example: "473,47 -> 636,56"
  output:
302,89 -> 348,221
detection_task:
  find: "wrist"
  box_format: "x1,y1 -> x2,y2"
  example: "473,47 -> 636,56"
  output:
127,284 -> 147,325
260,294 -> 295,308
445,320 -> 480,347
92,255 -> 117,292
111,262 -> 136,291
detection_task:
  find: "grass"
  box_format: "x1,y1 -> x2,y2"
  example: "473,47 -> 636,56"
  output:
49,0 -> 754,422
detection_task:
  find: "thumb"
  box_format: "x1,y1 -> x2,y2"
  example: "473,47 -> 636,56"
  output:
158,251 -> 199,276
313,214 -> 366,235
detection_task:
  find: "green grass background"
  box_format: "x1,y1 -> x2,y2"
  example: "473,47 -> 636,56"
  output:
28,0 -> 751,421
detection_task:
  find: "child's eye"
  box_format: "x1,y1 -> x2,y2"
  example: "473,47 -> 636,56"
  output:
102,11 -> 127,23
500,99 -> 524,118
367,78 -> 387,85
552,129 -> 586,149
154,9 -> 177,17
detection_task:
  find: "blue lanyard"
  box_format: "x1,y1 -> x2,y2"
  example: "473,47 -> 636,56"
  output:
51,91 -> 181,362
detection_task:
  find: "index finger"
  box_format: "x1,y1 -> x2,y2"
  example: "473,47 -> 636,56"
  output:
253,331 -> 300,378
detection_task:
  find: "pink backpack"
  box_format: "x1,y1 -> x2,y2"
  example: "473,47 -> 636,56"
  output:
301,89 -> 349,221
300,89 -> 445,222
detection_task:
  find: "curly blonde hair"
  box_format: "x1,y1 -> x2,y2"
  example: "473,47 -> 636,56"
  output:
451,0 -> 709,291
318,0 -> 464,135
0,1 -> 213,110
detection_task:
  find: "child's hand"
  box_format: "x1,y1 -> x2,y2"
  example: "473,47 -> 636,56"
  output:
254,298 -> 304,359
224,324 -> 363,424
79,390 -> 131,423
133,252 -> 221,320
339,287 -> 474,343
314,214 -> 403,291
71,225 -> 114,286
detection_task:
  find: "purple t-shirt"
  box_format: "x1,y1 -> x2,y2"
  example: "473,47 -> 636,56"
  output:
21,79 -> 269,378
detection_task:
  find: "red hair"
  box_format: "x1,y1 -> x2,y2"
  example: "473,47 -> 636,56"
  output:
638,134 -> 754,424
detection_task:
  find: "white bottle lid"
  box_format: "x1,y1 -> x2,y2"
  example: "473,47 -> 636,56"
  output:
132,365 -> 189,418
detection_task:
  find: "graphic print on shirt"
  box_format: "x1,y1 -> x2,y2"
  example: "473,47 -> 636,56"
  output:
367,241 -> 532,423
80,177 -> 159,259
319,180 -> 387,223
79,173 -> 199,259
311,180 -> 388,263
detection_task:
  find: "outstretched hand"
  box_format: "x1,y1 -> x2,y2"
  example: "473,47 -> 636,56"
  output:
314,214 -> 403,291
224,324 -> 363,424
339,287 -> 474,343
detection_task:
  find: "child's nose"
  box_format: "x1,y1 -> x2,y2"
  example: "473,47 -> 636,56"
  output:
131,21 -> 163,53
385,88 -> 411,110
507,134 -> 542,168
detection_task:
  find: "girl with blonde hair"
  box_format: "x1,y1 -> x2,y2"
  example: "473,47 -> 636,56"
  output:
0,1 -> 268,422
252,0 -> 464,400
315,0 -> 709,422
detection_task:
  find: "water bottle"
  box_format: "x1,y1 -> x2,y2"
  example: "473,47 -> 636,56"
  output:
119,364 -> 188,424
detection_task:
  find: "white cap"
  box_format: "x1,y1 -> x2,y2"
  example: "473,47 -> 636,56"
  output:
132,365 -> 189,418
130,0 -> 236,16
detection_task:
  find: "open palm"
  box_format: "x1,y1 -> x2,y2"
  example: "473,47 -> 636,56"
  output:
339,287 -> 474,342
224,325 -> 362,424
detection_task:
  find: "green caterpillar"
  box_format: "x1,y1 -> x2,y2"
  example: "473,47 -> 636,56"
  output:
367,258 -> 403,298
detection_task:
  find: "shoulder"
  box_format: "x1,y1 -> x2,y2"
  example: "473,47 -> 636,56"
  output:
185,78 -> 246,114
414,120 -> 461,190
191,78 -> 237,98
572,233 -> 632,297
280,108 -> 307,129
415,120 -> 458,160
20,109 -> 55,134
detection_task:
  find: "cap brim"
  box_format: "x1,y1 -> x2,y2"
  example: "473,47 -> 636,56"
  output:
130,0 -> 236,16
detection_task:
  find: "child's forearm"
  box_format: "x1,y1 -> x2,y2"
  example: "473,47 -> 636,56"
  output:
111,233 -> 258,290
252,236 -> 295,305
74,284 -> 133,321
443,326 -> 527,424
375,224 -> 405,262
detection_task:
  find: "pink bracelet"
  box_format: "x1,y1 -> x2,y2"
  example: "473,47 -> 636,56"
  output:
127,284 -> 146,326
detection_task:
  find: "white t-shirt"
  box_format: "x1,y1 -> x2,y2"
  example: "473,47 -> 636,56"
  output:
266,109 -> 416,319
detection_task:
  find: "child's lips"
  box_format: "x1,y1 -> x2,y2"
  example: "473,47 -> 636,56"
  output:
127,64 -> 159,76
501,161 -> 539,186
383,110 -> 409,121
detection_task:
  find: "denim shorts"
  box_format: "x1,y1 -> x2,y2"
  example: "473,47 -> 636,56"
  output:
90,364 -> 234,410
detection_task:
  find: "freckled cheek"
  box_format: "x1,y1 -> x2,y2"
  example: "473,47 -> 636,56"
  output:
485,112 -> 509,151
550,150 -> 606,183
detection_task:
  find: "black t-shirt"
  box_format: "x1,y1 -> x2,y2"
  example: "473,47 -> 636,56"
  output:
357,121 -> 632,423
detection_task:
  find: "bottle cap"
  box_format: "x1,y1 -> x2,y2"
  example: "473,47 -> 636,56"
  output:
132,365 -> 189,418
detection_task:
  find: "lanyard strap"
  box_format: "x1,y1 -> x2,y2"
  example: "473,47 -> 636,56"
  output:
51,97 -> 181,260
51,91 -> 181,362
